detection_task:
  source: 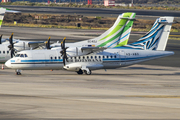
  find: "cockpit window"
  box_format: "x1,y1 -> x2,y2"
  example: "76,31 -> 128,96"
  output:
24,54 -> 28,57
15,54 -> 20,57
20,54 -> 24,57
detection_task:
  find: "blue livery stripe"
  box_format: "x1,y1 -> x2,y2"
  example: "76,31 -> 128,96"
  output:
108,32 -> 130,48
11,60 -> 15,62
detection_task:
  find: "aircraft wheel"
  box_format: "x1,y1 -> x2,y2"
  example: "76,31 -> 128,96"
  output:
15,69 -> 22,75
84,70 -> 91,75
77,69 -> 83,75
16,72 -> 21,75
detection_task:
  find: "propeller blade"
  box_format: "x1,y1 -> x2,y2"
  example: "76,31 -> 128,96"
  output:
10,48 -> 15,58
61,37 -> 66,49
45,37 -> 51,49
9,33 -> 15,58
0,34 -> 2,44
9,33 -> 13,45
63,55 -> 65,66
60,37 -> 68,66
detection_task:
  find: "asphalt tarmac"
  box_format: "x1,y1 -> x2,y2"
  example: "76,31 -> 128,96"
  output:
1,5 -> 180,20
0,65 -> 180,119
0,26 -> 180,67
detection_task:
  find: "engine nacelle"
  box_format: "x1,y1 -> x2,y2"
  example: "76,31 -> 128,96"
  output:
63,63 -> 81,71
66,47 -> 91,57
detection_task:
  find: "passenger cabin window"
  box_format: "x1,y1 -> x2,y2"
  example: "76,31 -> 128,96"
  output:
110,56 -> 113,58
3,51 -> 5,54
55,57 -> 57,59
7,51 -> 9,54
51,57 -> 53,60
114,55 -> 116,58
107,56 -> 109,58
103,56 -> 104,59
95,56 -> 97,59
91,56 -> 93,59
87,56 -> 89,59
0,51 -> 1,54
20,54 -> 24,57
24,54 -> 28,57
58,56 -> 60,59
99,56 -> 101,59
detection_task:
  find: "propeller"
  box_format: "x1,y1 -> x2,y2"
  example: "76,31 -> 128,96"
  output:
0,34 -> 2,44
8,33 -> 15,58
45,37 -> 51,49
60,37 -> 68,66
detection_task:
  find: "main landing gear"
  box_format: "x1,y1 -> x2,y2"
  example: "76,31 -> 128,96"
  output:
77,69 -> 83,74
16,69 -> 21,75
76,69 -> 92,75
84,70 -> 91,75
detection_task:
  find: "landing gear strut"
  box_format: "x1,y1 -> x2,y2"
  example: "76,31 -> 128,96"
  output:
77,69 -> 83,75
16,69 -> 21,75
84,70 -> 91,75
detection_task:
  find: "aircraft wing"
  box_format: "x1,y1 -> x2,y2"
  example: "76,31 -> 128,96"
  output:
28,41 -> 46,49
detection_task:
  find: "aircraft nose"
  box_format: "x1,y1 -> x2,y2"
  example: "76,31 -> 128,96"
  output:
5,60 -> 11,68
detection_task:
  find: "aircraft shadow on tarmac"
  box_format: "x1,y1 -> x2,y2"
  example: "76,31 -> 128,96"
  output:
92,73 -> 180,76
20,71 -> 180,76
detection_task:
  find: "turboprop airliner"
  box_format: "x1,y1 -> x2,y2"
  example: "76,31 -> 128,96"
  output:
5,16 -> 174,75
0,12 -> 136,62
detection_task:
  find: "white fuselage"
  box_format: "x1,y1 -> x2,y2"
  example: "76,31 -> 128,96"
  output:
5,48 -> 174,71
0,40 -> 109,63
0,44 -> 11,62
0,40 -> 31,62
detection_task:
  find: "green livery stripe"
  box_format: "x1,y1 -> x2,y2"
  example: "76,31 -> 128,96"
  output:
0,7 -> 10,10
97,19 -> 134,47
115,39 -> 128,47
0,20 -> 3,26
99,13 -> 133,41
97,28 -> 124,47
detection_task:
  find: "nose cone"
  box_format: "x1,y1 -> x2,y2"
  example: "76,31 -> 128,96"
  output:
5,59 -> 11,68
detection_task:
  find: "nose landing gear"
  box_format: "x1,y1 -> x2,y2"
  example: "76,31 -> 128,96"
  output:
15,69 -> 21,75
76,68 -> 92,75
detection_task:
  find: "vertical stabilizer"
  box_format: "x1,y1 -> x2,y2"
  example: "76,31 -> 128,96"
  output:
120,16 -> 174,51
75,12 -> 136,48
0,8 -> 6,28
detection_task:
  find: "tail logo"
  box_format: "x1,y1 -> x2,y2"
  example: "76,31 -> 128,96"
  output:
121,23 -> 165,50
